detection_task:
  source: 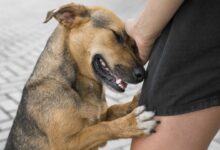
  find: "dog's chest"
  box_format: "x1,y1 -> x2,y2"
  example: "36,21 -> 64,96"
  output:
88,107 -> 103,124
80,101 -> 108,125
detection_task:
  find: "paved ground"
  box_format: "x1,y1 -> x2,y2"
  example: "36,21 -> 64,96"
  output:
0,0 -> 219,150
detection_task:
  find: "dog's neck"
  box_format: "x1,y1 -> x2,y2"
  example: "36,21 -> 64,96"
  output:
29,25 -> 104,100
28,25 -> 75,86
74,72 -> 105,102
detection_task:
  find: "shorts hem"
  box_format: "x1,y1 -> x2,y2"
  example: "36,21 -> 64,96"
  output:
143,96 -> 220,116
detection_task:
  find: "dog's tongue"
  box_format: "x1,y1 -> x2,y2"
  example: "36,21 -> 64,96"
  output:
116,78 -> 128,89
121,81 -> 128,89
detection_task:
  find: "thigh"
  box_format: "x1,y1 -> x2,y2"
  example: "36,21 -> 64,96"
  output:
131,106 -> 220,150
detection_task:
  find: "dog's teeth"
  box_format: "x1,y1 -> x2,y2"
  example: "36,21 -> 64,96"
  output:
101,61 -> 106,66
100,59 -> 106,66
119,84 -> 124,89
116,79 -> 122,84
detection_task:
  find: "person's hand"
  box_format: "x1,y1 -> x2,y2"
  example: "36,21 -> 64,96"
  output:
125,0 -> 183,65
125,19 -> 157,65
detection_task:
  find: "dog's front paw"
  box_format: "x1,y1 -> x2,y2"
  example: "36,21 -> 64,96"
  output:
134,106 -> 159,134
110,105 -> 160,138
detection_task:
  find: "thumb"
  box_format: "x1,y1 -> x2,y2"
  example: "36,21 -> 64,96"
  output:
138,51 -> 148,65
136,43 -> 151,65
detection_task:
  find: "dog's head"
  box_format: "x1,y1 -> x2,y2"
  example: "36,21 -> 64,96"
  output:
45,3 -> 145,92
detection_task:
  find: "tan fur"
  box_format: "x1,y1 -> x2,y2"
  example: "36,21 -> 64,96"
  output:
5,3 -> 157,150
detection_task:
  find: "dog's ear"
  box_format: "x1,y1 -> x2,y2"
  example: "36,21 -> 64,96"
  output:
44,3 -> 90,27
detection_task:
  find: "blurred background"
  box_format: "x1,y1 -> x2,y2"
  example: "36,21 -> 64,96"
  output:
0,0 -> 219,150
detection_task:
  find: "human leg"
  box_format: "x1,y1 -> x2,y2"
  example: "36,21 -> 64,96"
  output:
131,106 -> 220,150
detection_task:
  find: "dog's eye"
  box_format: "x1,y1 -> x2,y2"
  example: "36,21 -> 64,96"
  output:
112,31 -> 124,43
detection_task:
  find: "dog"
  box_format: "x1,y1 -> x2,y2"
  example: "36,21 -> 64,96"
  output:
5,3 -> 159,150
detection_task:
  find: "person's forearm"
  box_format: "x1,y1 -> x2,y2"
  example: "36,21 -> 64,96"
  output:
134,0 -> 184,41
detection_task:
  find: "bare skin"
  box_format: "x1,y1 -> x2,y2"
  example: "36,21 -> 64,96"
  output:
131,106 -> 220,150
125,0 -> 220,149
125,0 -> 184,64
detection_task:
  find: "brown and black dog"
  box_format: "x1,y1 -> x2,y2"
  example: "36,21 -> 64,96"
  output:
5,3 -> 159,150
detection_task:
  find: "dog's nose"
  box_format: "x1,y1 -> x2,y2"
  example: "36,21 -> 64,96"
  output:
133,66 -> 145,82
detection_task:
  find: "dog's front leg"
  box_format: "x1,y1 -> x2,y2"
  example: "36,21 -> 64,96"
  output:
69,106 -> 157,150
106,93 -> 139,121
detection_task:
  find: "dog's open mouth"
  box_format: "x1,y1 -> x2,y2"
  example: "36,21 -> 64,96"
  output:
92,54 -> 128,92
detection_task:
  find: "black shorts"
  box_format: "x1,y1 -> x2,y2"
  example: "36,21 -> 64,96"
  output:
139,0 -> 220,116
